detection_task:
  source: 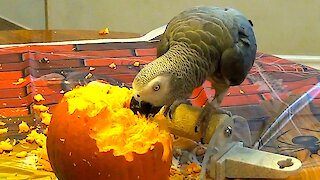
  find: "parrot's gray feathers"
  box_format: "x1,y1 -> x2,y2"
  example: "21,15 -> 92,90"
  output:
133,6 -> 256,109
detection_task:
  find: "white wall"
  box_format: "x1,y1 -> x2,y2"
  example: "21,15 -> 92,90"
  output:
0,0 -> 45,29
46,0 -> 320,56
0,0 -> 319,57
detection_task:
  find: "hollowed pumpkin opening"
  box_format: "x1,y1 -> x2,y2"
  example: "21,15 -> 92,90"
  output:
47,81 -> 172,180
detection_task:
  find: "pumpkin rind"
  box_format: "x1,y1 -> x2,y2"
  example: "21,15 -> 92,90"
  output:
47,82 -> 172,180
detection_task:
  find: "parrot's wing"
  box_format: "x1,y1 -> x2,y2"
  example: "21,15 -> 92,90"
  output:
220,11 -> 257,86
156,34 -> 170,57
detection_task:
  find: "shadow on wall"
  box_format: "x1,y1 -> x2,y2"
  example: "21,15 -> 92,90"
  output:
0,17 -> 25,30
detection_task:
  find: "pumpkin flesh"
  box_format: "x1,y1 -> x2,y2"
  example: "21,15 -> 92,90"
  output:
47,81 -> 172,180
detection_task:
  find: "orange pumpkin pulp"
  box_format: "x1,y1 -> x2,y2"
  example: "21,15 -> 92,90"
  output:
47,81 -> 172,180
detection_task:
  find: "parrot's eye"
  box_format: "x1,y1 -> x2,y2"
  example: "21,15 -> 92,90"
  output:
153,84 -> 160,91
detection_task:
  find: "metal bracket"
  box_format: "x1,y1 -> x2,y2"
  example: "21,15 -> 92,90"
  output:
200,116 -> 302,180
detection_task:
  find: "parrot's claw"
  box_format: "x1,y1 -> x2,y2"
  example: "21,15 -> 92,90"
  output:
195,101 -> 232,143
164,99 -> 191,119
195,105 -> 213,142
214,107 -> 233,117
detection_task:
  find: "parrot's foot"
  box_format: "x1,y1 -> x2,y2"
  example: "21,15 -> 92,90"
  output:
163,99 -> 191,119
195,102 -> 232,143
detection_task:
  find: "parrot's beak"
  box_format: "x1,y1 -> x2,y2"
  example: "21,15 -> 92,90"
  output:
129,96 -> 162,117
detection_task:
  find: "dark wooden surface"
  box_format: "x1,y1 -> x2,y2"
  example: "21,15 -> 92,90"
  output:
0,30 -> 141,45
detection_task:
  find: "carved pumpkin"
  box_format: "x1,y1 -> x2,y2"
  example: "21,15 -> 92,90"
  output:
47,81 -> 172,180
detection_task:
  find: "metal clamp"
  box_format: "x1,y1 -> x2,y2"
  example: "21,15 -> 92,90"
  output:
200,116 -> 302,180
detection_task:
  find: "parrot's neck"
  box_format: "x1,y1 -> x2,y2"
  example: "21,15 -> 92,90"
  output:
160,43 -> 210,91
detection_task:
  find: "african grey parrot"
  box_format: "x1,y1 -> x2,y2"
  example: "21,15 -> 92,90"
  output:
131,6 -> 257,140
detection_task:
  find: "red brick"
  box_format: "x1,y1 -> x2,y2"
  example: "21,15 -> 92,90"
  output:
314,99 -> 320,107
0,93 -> 32,108
190,86 -> 204,98
240,84 -> 268,95
241,79 -> 251,85
201,80 -> 212,88
257,56 -> 291,64
291,85 -> 320,98
84,56 -> 156,67
29,67 -> 88,78
249,63 -> 305,75
258,64 -> 307,73
227,86 -> 241,96
35,93 -> 63,105
30,72 -> 65,81
0,75 -> 30,89
0,107 -> 29,117
75,42 -> 157,51
202,88 -> 215,98
0,61 -> 28,71
261,93 -> 272,101
0,53 -> 22,63
0,46 -> 30,54
92,66 -> 138,76
85,58 -> 137,67
27,84 -> 62,95
135,48 -> 157,56
29,45 -> 74,52
31,80 -> 63,88
249,66 -> 258,73
201,80 -> 253,89
107,74 -> 136,84
46,103 -> 58,111
309,83 -> 320,98
23,52 -> 84,61
284,78 -> 318,91
227,84 -> 269,97
0,71 -> 24,81
189,88 -> 262,107
62,49 -> 133,58
0,88 -> 26,99
190,86 -> 209,107
27,59 -> 83,69
24,66 -> 31,77
221,94 -> 261,107
139,55 -> 156,62
261,93 -> 289,101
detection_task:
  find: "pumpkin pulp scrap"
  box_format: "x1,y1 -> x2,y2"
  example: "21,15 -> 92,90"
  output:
63,81 -> 172,162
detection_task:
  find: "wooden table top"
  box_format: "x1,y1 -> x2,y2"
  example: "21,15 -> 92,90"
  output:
0,30 -> 141,45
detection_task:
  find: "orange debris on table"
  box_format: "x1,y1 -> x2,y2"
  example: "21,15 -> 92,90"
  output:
85,73 -> 93,79
98,28 -> 110,35
34,94 -> 45,102
0,121 -> 6,126
40,112 -> 52,126
185,162 -> 201,174
33,104 -> 49,112
12,78 -> 26,85
0,128 -> 8,135
18,121 -> 30,133
108,62 -> 117,69
133,61 -> 140,67
0,139 -> 14,151
15,151 -> 28,158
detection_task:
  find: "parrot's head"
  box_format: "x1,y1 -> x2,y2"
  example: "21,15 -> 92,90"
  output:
132,73 -> 173,107
130,59 -> 185,116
